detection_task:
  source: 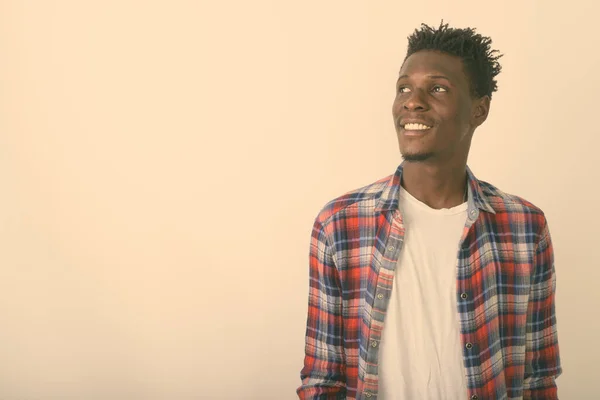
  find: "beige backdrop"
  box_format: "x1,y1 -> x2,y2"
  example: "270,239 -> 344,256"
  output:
0,0 -> 598,399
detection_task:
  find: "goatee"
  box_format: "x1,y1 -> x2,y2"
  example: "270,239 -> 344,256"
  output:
401,152 -> 434,162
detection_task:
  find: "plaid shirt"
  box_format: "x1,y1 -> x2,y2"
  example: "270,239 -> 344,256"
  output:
298,163 -> 561,400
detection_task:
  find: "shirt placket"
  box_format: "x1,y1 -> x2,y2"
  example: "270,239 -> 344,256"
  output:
457,204 -> 483,400
361,209 -> 404,400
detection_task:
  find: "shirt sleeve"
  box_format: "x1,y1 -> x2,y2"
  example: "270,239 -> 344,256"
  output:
523,217 -> 562,399
297,218 -> 346,400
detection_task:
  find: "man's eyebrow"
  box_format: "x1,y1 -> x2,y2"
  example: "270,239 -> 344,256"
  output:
428,75 -> 452,80
397,74 -> 452,80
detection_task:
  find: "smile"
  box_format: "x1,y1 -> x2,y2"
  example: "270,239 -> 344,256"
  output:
402,122 -> 432,130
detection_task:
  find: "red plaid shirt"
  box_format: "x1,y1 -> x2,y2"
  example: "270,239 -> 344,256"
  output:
298,164 -> 561,400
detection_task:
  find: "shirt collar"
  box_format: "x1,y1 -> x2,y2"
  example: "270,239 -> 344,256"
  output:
374,162 -> 496,215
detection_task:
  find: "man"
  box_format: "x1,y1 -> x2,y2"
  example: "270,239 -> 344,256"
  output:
297,22 -> 561,400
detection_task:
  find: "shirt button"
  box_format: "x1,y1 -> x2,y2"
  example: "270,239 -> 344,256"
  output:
377,293 -> 384,300
471,395 -> 479,400
370,340 -> 378,348
387,245 -> 395,252
460,292 -> 468,299
466,342 -> 473,350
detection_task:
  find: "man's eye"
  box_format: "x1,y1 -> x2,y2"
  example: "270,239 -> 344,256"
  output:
398,87 -> 411,93
432,86 -> 448,93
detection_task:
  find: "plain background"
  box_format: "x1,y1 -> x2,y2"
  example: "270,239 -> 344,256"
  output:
1,0 -> 598,399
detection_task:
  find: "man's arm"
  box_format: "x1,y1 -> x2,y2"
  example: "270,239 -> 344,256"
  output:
523,218 -> 562,399
297,218 -> 346,400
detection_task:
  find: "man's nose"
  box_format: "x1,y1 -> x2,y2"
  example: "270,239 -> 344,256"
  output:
403,90 -> 428,111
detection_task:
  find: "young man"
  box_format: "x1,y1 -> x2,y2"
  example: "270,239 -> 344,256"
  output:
297,23 -> 561,400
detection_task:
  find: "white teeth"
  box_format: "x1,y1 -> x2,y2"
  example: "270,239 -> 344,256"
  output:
404,123 -> 431,130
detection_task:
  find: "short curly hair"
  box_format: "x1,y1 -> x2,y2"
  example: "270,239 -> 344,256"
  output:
405,21 -> 503,99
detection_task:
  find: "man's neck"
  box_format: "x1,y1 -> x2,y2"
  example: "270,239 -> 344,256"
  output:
400,160 -> 468,210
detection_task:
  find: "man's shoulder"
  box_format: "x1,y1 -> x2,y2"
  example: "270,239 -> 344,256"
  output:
479,179 -> 546,218
314,174 -> 393,227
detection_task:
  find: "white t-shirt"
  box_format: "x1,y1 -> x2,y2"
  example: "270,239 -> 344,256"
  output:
378,186 -> 469,400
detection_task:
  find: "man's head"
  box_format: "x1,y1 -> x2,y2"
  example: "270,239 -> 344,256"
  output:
393,22 -> 503,163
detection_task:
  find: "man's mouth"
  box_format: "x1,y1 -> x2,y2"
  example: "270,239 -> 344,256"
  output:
402,122 -> 432,131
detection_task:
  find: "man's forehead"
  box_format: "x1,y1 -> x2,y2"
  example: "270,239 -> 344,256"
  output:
399,51 -> 465,79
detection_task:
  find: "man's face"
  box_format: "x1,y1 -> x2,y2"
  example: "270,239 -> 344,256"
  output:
392,50 -> 488,163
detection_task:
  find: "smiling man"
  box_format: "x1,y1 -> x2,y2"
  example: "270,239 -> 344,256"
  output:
297,22 -> 561,400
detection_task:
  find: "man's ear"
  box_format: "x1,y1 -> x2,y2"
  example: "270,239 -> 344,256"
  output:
472,95 -> 490,128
